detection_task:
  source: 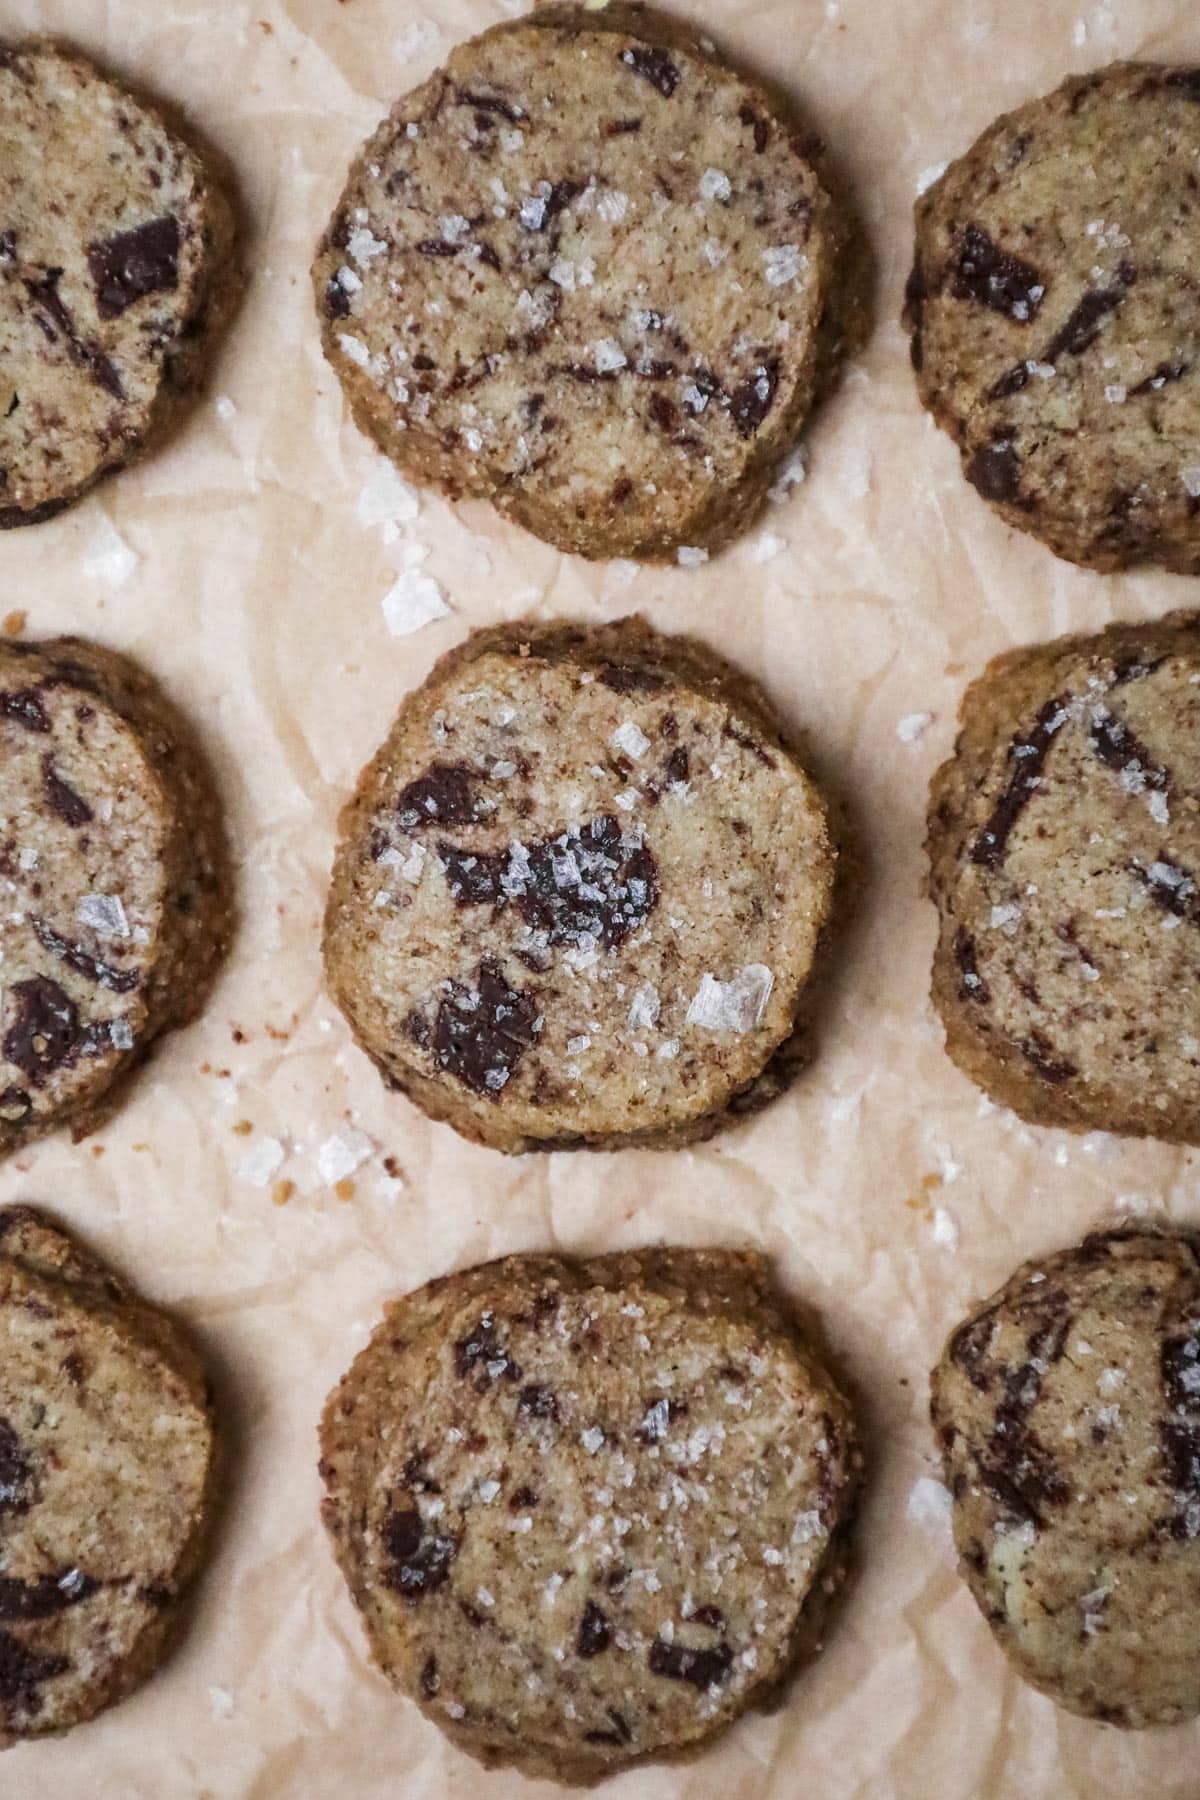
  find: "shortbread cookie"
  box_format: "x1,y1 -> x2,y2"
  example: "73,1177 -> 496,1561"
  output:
320,1247 -> 861,1781
323,617 -> 835,1151
0,39 -> 236,526
927,612 -> 1200,1142
0,1204 -> 216,1741
906,64 -> 1200,572
0,637 -> 230,1152
932,1226 -> 1200,1727
313,2 -> 850,561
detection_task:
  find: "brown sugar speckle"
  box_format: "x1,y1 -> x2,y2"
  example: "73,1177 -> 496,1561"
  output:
272,1179 -> 294,1207
2,611 -> 26,637
335,1178 -> 355,1202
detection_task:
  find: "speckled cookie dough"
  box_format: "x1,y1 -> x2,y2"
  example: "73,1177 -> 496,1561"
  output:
322,616 -> 836,1152
932,1226 -> 1200,1727
0,39 -> 236,526
906,63 -> 1200,572
0,1205 -> 216,1742
927,611 -> 1200,1143
0,637 -> 231,1153
312,1 -> 850,561
320,1246 -> 861,1782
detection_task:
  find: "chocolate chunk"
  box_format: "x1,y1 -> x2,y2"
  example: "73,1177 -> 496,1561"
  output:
397,763 -> 482,829
0,689 -> 50,732
966,439 -> 1023,504
0,1087 -> 31,1125
41,757 -> 93,827
970,694 -> 1069,867
0,1571 -> 98,1620
740,102 -> 769,153
416,238 -> 463,258
432,957 -> 539,1097
516,1383 -> 560,1422
949,224 -> 1044,321
456,89 -> 526,124
420,1654 -> 440,1699
686,1604 -> 725,1630
1019,1031 -> 1078,1085
30,917 -> 139,994
381,1507 -> 457,1599
1163,70 -> 1200,102
24,274 -> 123,399
3,976 -> 79,1082
0,1628 -> 68,1711
729,360 -> 780,439
0,1420 -> 32,1514
455,1314 -> 521,1383
1088,707 -> 1168,792
648,1638 -> 733,1689
598,664 -> 667,695
604,116 -> 643,137
1129,359 -> 1190,397
576,1600 -> 612,1657
1043,286 -> 1124,362
952,927 -> 990,1004
87,216 -> 181,319
1131,856 -> 1200,928
324,278 -> 351,320
988,361 -> 1032,402
438,815 -> 659,954
619,45 -> 681,98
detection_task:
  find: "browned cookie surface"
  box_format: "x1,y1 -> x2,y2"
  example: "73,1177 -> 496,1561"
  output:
313,2 -> 847,561
0,637 -> 230,1153
0,40 -> 236,525
0,1205 -> 216,1742
320,1247 -> 861,1781
932,1227 -> 1200,1726
906,64 -> 1200,572
323,617 -> 835,1151
928,612 -> 1200,1142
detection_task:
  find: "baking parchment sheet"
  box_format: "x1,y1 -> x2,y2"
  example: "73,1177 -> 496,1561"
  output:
3,0 -> 1200,1793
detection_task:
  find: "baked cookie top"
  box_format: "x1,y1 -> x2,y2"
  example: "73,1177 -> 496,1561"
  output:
0,1205 -> 215,1741
932,1227 -> 1200,1727
0,637 -> 230,1153
320,1247 -> 861,1781
927,612 -> 1200,1143
313,2 -> 844,561
0,39 -> 235,525
906,63 -> 1200,572
323,618 -> 835,1151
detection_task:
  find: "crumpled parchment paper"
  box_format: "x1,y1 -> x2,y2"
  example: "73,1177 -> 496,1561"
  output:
3,0 -> 1199,1794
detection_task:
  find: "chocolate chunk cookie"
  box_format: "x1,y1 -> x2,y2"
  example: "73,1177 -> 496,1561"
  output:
320,1246 -> 861,1781
323,617 -> 835,1151
0,1205 -> 216,1741
927,612 -> 1200,1143
0,637 -> 230,1153
313,2 -> 851,561
906,64 -> 1200,572
0,40 -> 236,526
931,1226 -> 1200,1727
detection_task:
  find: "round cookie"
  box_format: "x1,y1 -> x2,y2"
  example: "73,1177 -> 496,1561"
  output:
320,1246 -> 861,1781
931,1226 -> 1200,1727
0,1204 -> 216,1741
905,63 -> 1200,573
0,39 -> 236,527
313,2 -> 850,562
927,611 -> 1200,1143
0,636 -> 231,1153
323,616 -> 835,1151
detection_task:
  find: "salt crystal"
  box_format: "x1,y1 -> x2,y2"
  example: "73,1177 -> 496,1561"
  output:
762,244 -> 805,287
611,720 -> 651,760
82,517 -> 138,588
237,1138 -> 284,1187
357,460 -> 419,531
347,225 -> 387,266
337,333 -> 372,368
677,546 -> 709,568
581,1426 -> 605,1454
593,336 -> 627,373
209,1686 -> 235,1720
77,893 -> 129,940
897,711 -> 932,744
519,194 -> 548,230
316,1129 -> 373,1185
1183,467 -> 1200,499
906,1476 -> 953,1533
699,168 -> 732,202
686,965 -> 774,1033
110,1017 -> 135,1051
751,531 -> 784,564
382,561 -> 450,636
627,984 -> 660,1029
916,161 -> 948,195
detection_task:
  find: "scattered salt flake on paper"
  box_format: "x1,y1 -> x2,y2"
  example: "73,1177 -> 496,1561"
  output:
214,395 -> 237,422
238,1138 -> 285,1187
77,893 -> 129,940
395,18 -> 439,59
931,1207 -> 959,1248
82,516 -> 138,587
750,531 -> 784,564
769,446 -> 808,505
611,720 -> 650,760
677,545 -> 709,568
897,712 -> 932,744
916,161 -> 948,195
316,1129 -> 373,1185
209,1686 -> 235,1721
687,965 -> 774,1033
382,555 -> 450,636
907,1476 -> 954,1535
357,461 -> 419,533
